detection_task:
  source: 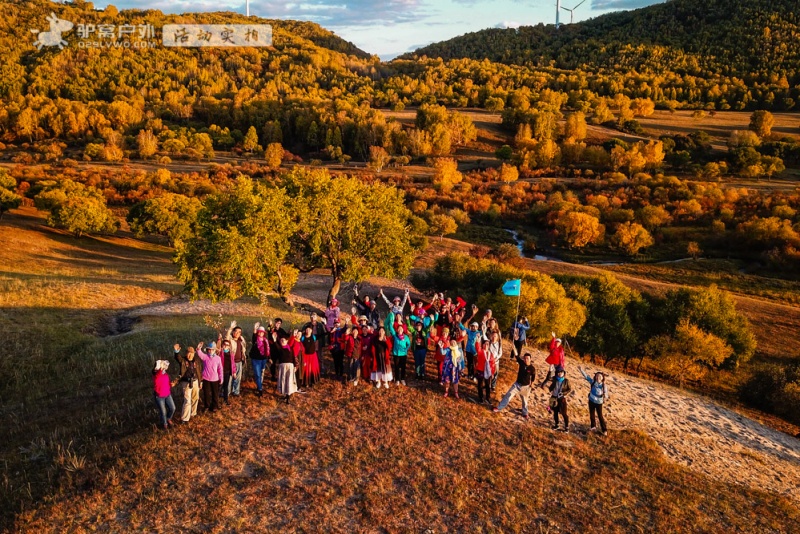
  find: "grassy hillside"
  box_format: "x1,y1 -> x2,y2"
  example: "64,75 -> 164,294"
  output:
1,208 -> 799,531
407,0 -> 800,86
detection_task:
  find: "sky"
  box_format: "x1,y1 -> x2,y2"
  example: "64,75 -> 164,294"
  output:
86,0 -> 666,60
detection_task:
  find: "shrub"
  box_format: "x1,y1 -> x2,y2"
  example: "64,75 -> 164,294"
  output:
740,360 -> 800,426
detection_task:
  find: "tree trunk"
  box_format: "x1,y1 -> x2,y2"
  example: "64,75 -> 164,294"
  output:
328,274 -> 341,304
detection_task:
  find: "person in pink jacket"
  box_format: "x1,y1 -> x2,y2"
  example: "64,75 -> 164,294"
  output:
196,341 -> 224,412
152,360 -> 175,430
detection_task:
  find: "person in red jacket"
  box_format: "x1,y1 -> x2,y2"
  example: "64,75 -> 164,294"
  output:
359,325 -> 374,382
540,332 -> 565,389
342,326 -> 358,385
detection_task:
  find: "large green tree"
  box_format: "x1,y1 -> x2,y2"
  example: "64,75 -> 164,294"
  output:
281,168 -> 422,302
175,176 -> 296,303
127,193 -> 202,246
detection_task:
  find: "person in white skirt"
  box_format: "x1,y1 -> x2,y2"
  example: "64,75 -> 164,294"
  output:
274,334 -> 297,403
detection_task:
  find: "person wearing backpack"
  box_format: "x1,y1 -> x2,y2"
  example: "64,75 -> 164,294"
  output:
580,366 -> 609,435
547,366 -> 572,432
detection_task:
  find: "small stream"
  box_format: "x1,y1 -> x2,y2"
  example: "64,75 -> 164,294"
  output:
504,229 -> 563,262
504,228 -> 698,266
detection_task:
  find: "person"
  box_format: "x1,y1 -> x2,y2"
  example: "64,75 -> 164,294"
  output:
196,341 -> 224,413
354,286 -> 382,329
305,313 -> 327,366
269,318 -> 289,380
324,298 -> 341,336
360,324 -> 374,381
289,329 -> 305,388
410,320 -> 428,379
548,367 -> 572,432
301,325 -> 320,388
173,344 -> 203,423
226,321 -> 247,398
580,366 -> 609,435
386,312 -> 410,386
511,317 -> 530,357
474,339 -> 495,404
275,334 -> 297,403
380,287 -> 409,316
494,351 -> 536,419
250,323 -> 271,397
441,339 -> 464,399
464,319 -> 482,380
371,326 -> 393,388
219,338 -> 237,404
152,359 -> 175,430
329,318 -> 346,378
433,327 -> 451,383
487,330 -> 503,392
540,332 -> 565,389
343,326 -> 359,385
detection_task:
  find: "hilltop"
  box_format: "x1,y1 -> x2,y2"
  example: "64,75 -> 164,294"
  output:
1,208 -> 800,532
405,0 -> 800,88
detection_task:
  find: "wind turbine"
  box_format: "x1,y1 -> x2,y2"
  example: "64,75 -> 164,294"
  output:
246,0 -> 250,16
556,0 -> 561,28
561,0 -> 587,25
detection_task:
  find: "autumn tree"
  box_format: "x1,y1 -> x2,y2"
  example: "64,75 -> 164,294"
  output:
564,112 -> 587,141
645,320 -> 732,385
127,193 -> 202,246
264,142 -> 284,169
281,168 -> 421,302
563,273 -> 648,368
175,176 -> 296,303
136,129 -> 158,159
428,213 -> 458,241
0,171 -> 21,219
555,211 -> 605,249
499,163 -> 519,183
368,145 -> 390,173
749,110 -> 775,138
612,222 -> 654,256
48,195 -> 118,237
243,126 -> 260,153
432,158 -> 462,193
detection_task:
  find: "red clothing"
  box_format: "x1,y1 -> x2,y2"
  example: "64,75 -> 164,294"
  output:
153,370 -> 171,398
360,333 -> 374,379
475,347 -> 496,375
288,338 -> 303,365
546,338 -> 565,367
371,339 -> 392,372
343,334 -> 356,358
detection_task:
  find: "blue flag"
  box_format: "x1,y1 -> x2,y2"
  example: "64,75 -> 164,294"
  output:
502,279 -> 521,297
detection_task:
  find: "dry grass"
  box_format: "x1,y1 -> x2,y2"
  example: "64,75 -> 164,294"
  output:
12,373 -> 800,533
2,209 -> 800,532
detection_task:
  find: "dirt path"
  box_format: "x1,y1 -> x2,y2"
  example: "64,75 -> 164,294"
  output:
530,350 -> 800,502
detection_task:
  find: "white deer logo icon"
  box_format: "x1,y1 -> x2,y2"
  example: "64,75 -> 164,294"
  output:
30,13 -> 74,50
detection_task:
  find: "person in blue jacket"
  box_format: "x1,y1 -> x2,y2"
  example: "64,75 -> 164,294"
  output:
511,316 -> 530,358
579,366 -> 609,435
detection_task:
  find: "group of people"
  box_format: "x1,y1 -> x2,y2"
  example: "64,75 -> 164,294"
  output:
152,287 -> 610,435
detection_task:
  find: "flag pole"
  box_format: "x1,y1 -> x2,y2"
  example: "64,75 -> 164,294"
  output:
513,280 -> 522,346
